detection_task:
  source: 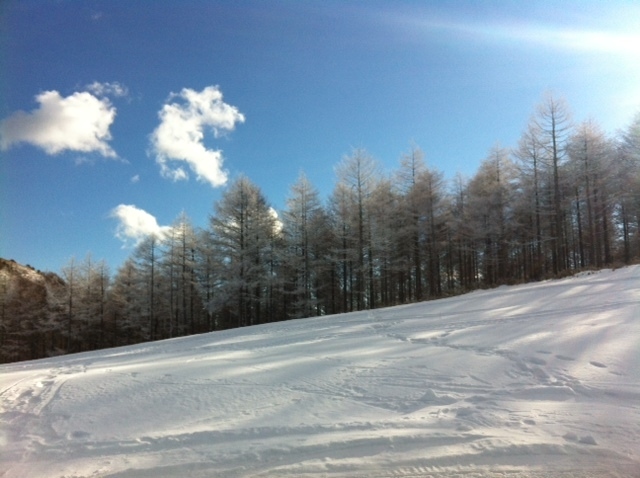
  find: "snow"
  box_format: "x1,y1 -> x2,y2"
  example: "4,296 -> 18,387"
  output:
1,267 -> 639,478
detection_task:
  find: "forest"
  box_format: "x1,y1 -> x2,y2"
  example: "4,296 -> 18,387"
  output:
2,95 -> 639,363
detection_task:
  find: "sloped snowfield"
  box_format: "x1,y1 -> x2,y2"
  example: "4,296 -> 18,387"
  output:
1,267 -> 639,478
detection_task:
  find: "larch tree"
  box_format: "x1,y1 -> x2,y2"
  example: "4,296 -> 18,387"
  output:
334,148 -> 381,310
467,145 -> 516,285
328,182 -> 355,313
282,172 -> 325,319
60,257 -> 80,352
615,113 -> 640,262
567,120 -> 614,268
209,176 -> 278,327
133,234 -> 163,340
533,93 -> 572,274
194,227 -> 220,332
415,166 -> 446,297
109,258 -> 143,345
171,212 -> 201,335
395,146 -> 427,301
448,173 -> 477,289
513,119 -> 549,279
368,177 -> 403,306
77,255 -> 110,349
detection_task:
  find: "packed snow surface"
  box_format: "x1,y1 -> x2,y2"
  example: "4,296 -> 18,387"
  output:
1,267 -> 639,477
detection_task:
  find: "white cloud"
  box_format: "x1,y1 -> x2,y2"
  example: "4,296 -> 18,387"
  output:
130,174 -> 140,183
0,90 -> 117,157
86,81 -> 129,98
150,85 -> 245,188
111,204 -> 170,246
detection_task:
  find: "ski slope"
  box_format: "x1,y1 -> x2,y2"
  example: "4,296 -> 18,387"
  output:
1,266 -> 639,477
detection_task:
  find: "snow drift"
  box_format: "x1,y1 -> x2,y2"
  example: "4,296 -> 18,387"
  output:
1,266 -> 639,477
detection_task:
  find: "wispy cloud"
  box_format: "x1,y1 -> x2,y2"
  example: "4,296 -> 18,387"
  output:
379,7 -> 640,128
130,174 -> 140,184
0,90 -> 118,157
86,81 -> 129,98
150,85 -> 245,188
377,4 -> 640,57
462,22 -> 640,57
111,204 -> 170,246
74,156 -> 96,166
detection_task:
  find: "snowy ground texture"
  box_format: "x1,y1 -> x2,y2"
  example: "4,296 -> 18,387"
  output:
1,267 -> 639,478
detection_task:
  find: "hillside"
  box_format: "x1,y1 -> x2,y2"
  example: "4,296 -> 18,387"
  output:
1,266 -> 639,477
0,258 -> 64,296
0,258 -> 66,362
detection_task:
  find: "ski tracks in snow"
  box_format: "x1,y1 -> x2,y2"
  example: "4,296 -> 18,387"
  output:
1,266 -> 639,477
0,362 -> 90,472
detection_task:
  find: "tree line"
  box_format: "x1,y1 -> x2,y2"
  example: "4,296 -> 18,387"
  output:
2,95 -> 639,363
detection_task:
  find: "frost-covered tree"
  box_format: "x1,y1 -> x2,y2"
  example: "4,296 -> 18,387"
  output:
393,146 -> 447,298
334,148 -> 380,310
78,255 -> 110,349
171,213 -> 201,335
60,257 -> 80,352
533,93 -> 572,273
416,166 -> 446,297
395,146 -> 427,301
208,176 -> 279,327
281,172 -> 326,319
368,177 -> 403,306
446,173 -> 477,289
614,113 -> 640,262
567,120 -> 614,268
513,119 -> 550,279
109,258 -> 143,345
132,234 -> 163,340
328,182 -> 355,313
467,145 -> 517,285
194,228 -> 220,331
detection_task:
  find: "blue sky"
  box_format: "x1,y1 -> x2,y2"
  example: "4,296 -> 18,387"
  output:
1,0 -> 639,274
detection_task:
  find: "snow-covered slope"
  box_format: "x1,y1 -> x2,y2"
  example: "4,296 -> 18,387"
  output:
1,267 -> 639,477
